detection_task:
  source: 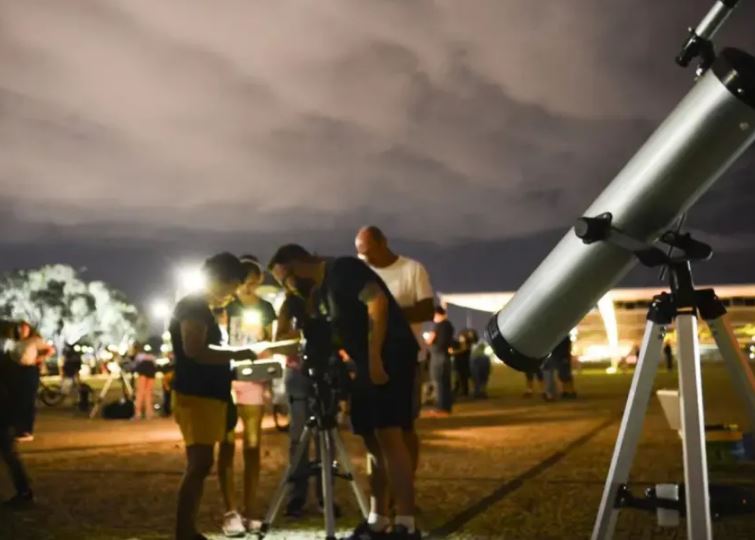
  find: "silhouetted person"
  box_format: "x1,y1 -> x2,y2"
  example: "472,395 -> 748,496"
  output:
428,307 -> 454,415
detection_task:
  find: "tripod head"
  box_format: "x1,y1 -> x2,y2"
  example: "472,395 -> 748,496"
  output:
575,212 -> 714,307
677,0 -> 741,77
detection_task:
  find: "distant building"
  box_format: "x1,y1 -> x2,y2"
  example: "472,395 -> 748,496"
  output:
440,285 -> 755,364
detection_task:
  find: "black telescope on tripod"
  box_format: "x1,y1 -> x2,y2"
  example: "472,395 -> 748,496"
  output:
484,2 -> 755,539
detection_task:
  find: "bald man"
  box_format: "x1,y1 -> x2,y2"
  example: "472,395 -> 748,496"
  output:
355,226 -> 434,470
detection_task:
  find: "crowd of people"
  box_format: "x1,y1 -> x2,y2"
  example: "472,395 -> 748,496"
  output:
167,227 -> 437,540
1,224 -> 579,540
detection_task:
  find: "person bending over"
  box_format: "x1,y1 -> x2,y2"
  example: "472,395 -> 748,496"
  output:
270,245 -> 421,540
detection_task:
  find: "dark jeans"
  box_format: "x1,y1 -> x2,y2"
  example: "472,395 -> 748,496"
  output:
0,424 -> 31,496
162,389 -> 172,417
15,366 -> 40,435
453,355 -> 470,397
557,358 -> 573,383
285,368 -> 322,506
430,354 -> 453,412
525,368 -> 543,382
470,355 -> 491,398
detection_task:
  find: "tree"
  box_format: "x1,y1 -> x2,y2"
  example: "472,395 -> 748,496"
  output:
0,264 -> 144,350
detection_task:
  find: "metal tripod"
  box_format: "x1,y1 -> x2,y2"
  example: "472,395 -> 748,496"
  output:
259,395 -> 368,540
89,365 -> 134,419
592,262 -> 755,539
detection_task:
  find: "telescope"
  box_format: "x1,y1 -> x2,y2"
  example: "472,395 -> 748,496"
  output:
483,4 -> 755,540
485,4 -> 755,371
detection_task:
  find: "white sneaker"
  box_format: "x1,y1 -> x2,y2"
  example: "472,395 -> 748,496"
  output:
222,511 -> 246,537
15,433 -> 34,442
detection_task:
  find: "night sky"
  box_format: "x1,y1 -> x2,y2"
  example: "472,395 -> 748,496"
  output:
1,0 -> 754,311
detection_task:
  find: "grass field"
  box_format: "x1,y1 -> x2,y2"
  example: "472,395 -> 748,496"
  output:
2,363 -> 754,539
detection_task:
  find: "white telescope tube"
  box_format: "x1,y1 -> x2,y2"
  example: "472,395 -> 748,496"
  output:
486,48 -> 755,371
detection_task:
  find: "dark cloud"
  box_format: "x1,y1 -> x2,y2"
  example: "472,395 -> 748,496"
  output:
1,0 -> 754,301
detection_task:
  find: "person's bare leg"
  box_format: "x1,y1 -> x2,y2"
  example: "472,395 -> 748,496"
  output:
404,429 -> 419,475
374,427 -> 414,517
363,432 -> 390,527
135,377 -> 146,418
144,378 -> 155,419
242,445 -> 261,519
217,441 -> 236,513
176,445 -> 214,540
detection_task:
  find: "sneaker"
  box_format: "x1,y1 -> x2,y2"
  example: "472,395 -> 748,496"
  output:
391,524 -> 421,539
15,433 -> 34,442
341,521 -> 390,540
246,519 -> 263,533
3,491 -> 34,510
221,511 -> 246,537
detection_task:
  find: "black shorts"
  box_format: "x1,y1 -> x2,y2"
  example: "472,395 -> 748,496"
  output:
350,351 -> 416,436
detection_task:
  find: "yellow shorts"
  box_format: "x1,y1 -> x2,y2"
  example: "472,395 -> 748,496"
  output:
224,404 -> 264,448
173,392 -> 228,446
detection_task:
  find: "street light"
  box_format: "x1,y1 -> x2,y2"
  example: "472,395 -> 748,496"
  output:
176,266 -> 205,297
151,299 -> 172,320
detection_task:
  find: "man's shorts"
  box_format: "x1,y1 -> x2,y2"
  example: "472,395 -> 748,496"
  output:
173,392 -> 228,446
350,350 -> 416,436
223,404 -> 264,448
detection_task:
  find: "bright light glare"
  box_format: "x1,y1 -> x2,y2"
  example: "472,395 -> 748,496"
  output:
144,344 -> 152,352
177,266 -> 206,294
151,299 -> 172,319
243,309 -> 262,326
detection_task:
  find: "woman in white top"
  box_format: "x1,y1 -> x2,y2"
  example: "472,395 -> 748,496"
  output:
12,322 -> 54,441
218,256 -> 277,536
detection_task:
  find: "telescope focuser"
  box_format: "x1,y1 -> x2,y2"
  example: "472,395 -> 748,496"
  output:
575,213 -> 713,268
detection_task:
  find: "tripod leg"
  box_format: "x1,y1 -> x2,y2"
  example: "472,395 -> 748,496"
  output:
592,320 -> 665,540
89,375 -> 114,419
707,315 -> 755,429
676,313 -> 712,540
122,373 -> 134,400
320,430 -> 337,540
331,428 -> 369,518
261,424 -> 313,535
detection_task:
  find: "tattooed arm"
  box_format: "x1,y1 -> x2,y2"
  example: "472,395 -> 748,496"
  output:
359,281 -> 390,385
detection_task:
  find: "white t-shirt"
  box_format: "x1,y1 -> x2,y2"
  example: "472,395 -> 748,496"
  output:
369,256 -> 434,347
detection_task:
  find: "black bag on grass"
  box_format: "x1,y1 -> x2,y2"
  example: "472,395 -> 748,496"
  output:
102,398 -> 134,420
